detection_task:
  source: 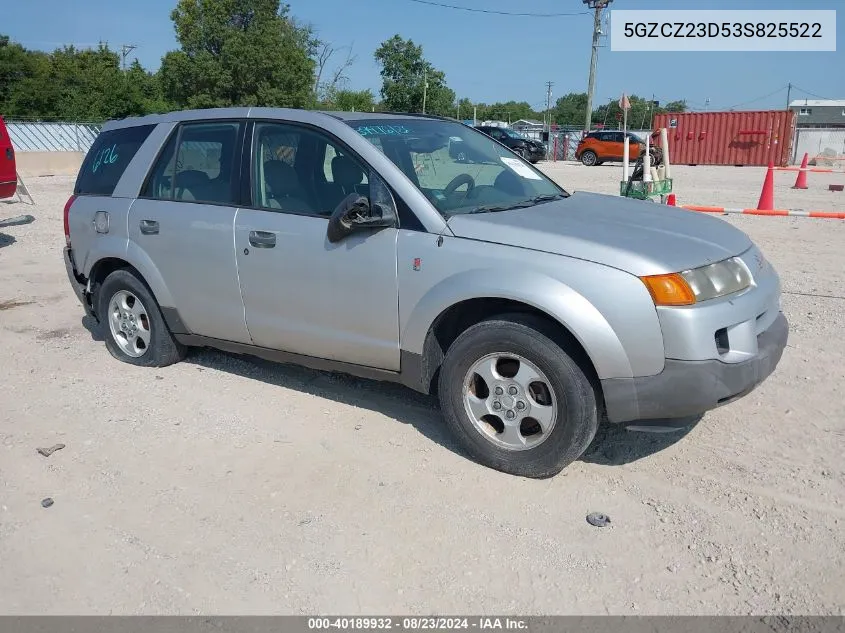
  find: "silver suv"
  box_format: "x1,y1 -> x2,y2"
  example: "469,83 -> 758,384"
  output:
63,108 -> 788,478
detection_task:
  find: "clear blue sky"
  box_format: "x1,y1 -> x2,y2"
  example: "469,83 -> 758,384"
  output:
5,0 -> 844,112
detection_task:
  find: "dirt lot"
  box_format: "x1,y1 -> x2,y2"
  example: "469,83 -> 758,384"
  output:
1,164 -> 844,615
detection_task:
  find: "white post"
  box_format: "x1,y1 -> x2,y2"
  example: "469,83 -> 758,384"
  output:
623,138 -> 630,182
643,132 -> 652,182
660,127 -> 671,179
622,106 -> 629,181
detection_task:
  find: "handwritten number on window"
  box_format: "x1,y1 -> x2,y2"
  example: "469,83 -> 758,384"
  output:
91,144 -> 119,174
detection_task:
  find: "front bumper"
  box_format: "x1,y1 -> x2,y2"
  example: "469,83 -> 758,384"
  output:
64,246 -> 94,318
602,311 -> 789,423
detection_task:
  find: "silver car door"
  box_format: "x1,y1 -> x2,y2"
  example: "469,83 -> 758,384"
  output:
129,120 -> 251,344
234,120 -> 400,370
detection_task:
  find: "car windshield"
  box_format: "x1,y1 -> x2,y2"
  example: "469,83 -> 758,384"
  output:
346,118 -> 566,218
502,128 -> 529,140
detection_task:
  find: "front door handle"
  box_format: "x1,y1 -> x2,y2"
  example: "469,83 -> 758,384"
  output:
140,219 -> 159,235
249,230 -> 276,248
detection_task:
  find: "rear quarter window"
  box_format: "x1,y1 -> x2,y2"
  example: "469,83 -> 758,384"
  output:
74,124 -> 155,196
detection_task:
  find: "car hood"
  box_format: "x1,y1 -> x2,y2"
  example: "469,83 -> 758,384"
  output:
445,191 -> 753,277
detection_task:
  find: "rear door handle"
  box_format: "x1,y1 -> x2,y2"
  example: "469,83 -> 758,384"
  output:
140,219 -> 159,235
249,230 -> 276,248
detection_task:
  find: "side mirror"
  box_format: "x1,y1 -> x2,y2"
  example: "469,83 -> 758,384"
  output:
326,193 -> 396,243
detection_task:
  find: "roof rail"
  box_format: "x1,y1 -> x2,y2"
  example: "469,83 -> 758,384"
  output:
373,110 -> 461,123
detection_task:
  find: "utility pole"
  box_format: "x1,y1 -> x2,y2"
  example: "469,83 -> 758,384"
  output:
786,82 -> 792,110
422,68 -> 428,114
120,44 -> 137,70
545,81 -> 554,134
582,0 -> 613,133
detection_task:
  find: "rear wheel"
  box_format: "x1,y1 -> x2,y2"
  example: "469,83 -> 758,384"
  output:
437,314 -> 598,478
580,150 -> 598,167
98,269 -> 186,367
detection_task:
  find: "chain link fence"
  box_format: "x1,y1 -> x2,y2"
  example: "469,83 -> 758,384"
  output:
792,128 -> 845,167
5,119 -> 103,153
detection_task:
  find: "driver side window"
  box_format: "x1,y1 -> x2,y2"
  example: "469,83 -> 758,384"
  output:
251,122 -> 370,217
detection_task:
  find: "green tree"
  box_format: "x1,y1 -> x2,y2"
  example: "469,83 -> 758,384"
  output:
159,0 -> 316,109
374,35 -> 455,116
327,89 -> 376,112
594,95 -> 690,129
456,97 -> 474,120
0,35 -> 53,118
478,101 -> 543,123
125,60 -> 172,114
551,93 -> 589,126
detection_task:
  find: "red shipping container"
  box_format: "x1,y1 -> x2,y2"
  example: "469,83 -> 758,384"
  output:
652,110 -> 795,167
0,116 -> 17,198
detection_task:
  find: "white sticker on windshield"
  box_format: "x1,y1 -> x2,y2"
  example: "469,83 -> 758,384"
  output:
500,156 -> 542,180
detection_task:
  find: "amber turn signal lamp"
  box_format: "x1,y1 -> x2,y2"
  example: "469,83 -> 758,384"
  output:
639,273 -> 696,306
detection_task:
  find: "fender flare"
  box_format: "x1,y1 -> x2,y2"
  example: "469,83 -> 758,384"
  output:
401,268 -> 635,380
85,238 -> 177,313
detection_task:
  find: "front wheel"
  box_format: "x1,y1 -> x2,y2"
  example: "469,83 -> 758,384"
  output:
437,315 -> 598,478
97,269 -> 186,367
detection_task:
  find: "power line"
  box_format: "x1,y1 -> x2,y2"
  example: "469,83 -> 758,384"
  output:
716,85 -> 788,111
790,85 -> 836,101
405,0 -> 590,17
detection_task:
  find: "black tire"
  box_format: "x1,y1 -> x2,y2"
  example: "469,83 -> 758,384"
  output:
437,314 -> 598,478
649,147 -> 663,167
580,150 -> 598,166
97,268 -> 186,367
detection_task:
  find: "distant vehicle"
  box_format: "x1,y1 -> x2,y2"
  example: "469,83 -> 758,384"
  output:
474,126 -> 546,163
0,116 -> 17,199
575,130 -> 662,167
63,108 -> 787,478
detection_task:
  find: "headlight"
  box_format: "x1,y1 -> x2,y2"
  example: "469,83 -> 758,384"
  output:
640,257 -> 753,306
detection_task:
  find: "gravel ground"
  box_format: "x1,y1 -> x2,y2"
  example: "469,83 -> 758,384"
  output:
1,166 -> 843,616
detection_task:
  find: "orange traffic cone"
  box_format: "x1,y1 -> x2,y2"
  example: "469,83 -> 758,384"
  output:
757,161 -> 775,210
666,193 -> 677,206
793,152 -> 809,189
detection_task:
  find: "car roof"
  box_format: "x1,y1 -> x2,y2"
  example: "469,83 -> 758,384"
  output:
100,107 -> 452,132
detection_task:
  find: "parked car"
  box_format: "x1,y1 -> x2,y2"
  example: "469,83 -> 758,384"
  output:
575,130 -> 662,167
63,108 -> 788,478
475,125 -> 546,163
0,116 -> 17,199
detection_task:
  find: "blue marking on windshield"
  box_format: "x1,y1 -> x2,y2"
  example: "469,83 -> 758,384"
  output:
355,124 -> 412,137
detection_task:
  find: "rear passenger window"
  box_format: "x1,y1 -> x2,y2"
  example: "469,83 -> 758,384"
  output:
142,121 -> 240,205
75,124 -> 155,196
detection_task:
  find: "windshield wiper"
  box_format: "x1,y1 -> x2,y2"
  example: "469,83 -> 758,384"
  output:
466,201 -> 536,214
530,193 -> 567,203
463,193 -> 568,215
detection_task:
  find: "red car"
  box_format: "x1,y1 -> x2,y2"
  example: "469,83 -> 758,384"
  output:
0,116 -> 17,199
